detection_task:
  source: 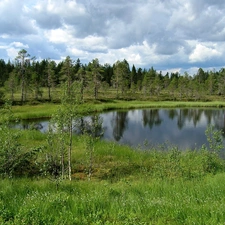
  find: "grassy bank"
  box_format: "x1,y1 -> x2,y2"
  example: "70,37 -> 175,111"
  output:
0,128 -> 224,224
11,100 -> 225,120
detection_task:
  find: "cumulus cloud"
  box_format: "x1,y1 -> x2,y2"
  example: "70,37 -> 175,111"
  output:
0,0 -> 225,74
189,43 -> 222,63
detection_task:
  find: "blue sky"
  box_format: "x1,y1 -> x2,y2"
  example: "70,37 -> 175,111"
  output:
0,0 -> 225,75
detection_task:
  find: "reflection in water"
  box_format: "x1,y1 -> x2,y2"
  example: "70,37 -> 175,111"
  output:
142,109 -> 162,129
72,115 -> 104,138
111,111 -> 128,141
13,108 -> 225,150
168,109 -> 178,120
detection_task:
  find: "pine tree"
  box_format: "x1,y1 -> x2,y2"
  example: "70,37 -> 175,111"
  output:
16,49 -> 31,103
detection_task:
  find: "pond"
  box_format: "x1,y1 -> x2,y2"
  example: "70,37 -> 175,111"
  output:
14,108 -> 225,150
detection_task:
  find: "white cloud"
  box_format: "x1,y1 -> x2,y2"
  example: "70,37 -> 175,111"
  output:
45,28 -> 70,44
189,43 -> 222,63
10,42 -> 29,49
6,47 -> 20,59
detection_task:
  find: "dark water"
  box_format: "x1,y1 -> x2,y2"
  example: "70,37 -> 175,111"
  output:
15,108 -> 225,150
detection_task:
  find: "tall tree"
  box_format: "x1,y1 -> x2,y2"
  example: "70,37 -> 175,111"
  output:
16,49 -> 33,103
142,70 -> 150,96
130,64 -> 137,93
62,81 -> 82,181
103,63 -> 113,86
205,71 -> 217,96
168,77 -> 178,99
113,59 -> 130,97
137,68 -> 143,91
60,56 -> 75,97
142,67 -> 156,96
163,72 -> 170,89
153,74 -> 162,97
196,68 -> 207,84
76,66 -> 88,101
131,64 -> 137,85
30,60 -> 43,100
88,58 -> 103,99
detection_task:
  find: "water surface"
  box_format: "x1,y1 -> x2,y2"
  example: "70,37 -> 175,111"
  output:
15,108 -> 225,150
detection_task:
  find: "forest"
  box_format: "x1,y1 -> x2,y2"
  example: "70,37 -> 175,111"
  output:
0,49 -> 225,104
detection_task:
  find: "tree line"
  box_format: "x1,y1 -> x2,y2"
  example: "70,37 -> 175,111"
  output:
1,49 -> 225,103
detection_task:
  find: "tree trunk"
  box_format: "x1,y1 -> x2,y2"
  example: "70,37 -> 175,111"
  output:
68,117 -> 73,181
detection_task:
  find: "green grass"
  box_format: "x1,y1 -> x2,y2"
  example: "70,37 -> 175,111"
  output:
0,128 -> 225,224
1,173 -> 225,224
11,103 -> 60,120
10,100 -> 225,121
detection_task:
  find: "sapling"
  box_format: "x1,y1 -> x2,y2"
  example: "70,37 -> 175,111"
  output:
205,125 -> 224,153
46,81 -> 82,181
203,125 -> 224,173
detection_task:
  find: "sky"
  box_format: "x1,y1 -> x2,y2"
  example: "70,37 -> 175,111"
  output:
0,0 -> 225,75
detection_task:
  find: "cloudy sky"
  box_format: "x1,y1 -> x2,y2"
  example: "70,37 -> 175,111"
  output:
0,0 -> 225,74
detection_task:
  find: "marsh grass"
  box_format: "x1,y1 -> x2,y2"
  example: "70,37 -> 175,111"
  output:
1,173 -> 225,224
11,103 -> 59,120
9,100 -> 225,121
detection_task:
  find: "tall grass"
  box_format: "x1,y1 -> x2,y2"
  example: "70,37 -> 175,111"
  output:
1,173 -> 225,224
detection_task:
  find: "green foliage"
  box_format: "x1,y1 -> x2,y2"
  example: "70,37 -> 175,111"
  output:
0,103 -> 41,177
113,59 -> 131,97
0,103 -> 21,177
205,125 -> 224,153
44,81 -> 83,181
199,125 -> 225,174
0,89 -> 5,101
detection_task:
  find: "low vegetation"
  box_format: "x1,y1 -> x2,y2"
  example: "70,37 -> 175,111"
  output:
10,99 -> 225,121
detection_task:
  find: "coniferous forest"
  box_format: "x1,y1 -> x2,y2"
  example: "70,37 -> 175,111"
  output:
1,49 -> 225,104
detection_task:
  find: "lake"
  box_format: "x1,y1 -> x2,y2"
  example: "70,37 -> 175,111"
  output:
15,108 -> 225,150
